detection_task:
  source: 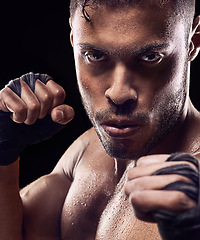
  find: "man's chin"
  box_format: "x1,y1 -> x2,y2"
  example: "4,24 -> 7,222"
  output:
94,126 -> 144,160
100,139 -> 143,160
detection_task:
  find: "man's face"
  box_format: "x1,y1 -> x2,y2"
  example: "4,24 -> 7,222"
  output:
71,2 -> 190,160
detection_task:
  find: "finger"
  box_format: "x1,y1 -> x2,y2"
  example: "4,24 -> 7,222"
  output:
136,154 -> 198,170
127,161 -> 198,180
21,80 -> 40,125
136,154 -> 170,166
0,87 -> 27,123
125,174 -> 193,195
51,104 -> 74,125
46,80 -> 66,109
128,190 -> 197,221
35,79 -> 53,119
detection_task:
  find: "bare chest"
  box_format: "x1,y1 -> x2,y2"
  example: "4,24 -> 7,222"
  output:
61,172 -> 161,240
96,185 -> 161,240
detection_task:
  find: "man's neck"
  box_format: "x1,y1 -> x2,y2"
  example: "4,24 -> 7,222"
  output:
149,100 -> 200,155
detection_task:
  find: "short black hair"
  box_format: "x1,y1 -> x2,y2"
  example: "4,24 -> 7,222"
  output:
69,0 -> 197,23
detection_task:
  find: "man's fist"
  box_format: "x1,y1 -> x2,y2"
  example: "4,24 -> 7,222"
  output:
124,153 -> 200,240
0,72 -> 74,125
0,72 -> 74,165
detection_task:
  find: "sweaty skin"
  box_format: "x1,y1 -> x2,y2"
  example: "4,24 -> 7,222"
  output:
71,3 -> 196,160
19,2 -> 200,240
21,128 -> 163,239
1,1 -> 200,240
21,128 -> 200,240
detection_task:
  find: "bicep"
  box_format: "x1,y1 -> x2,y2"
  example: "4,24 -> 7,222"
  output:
20,172 -> 71,239
20,131 -> 91,239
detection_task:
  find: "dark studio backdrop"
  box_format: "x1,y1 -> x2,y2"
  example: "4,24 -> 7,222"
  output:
1,1 -> 200,188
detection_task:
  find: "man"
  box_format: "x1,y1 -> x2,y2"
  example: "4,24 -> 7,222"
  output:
0,0 -> 200,239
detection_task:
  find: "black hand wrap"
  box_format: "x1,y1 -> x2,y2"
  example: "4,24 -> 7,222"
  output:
6,72 -> 52,97
152,153 -> 200,240
0,72 -> 65,165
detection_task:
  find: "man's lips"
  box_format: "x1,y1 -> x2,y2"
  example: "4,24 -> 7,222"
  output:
100,120 -> 141,138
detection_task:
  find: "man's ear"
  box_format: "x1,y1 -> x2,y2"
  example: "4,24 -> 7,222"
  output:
188,16 -> 200,61
69,17 -> 74,47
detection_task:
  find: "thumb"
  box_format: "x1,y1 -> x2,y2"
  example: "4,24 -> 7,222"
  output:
51,104 -> 75,125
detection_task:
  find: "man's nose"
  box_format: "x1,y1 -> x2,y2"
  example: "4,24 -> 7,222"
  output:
105,63 -> 138,105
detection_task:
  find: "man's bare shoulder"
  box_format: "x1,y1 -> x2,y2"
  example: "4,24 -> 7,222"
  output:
54,127 -> 113,181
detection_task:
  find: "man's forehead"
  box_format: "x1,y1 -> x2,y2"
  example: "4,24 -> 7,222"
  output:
79,0 -> 175,13
71,0 -> 195,28
72,1 -> 178,46
82,0 -> 173,7
72,0 -> 176,30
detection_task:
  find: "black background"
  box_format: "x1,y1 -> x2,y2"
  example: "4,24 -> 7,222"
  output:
1,1 -> 200,188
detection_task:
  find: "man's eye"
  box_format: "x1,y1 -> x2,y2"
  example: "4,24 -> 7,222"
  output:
140,52 -> 164,63
85,51 -> 107,63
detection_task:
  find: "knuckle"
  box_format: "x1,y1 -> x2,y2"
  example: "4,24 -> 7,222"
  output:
125,179 -> 144,196
127,168 -> 137,179
16,104 -> 26,116
12,106 -> 27,123
128,191 -> 150,214
41,92 -> 53,105
174,191 -> 196,210
137,156 -> 148,166
183,161 -> 198,171
171,174 -> 191,183
129,190 -> 141,204
127,179 -> 140,192
28,101 -> 40,112
0,87 -> 11,100
0,87 -> 6,96
53,86 -> 66,102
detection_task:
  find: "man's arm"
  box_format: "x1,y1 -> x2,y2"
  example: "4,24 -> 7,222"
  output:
0,160 -> 23,240
20,169 -> 72,239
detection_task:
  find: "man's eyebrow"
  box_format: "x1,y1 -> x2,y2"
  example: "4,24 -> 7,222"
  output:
130,43 -> 170,56
77,43 -> 169,56
77,43 -> 110,54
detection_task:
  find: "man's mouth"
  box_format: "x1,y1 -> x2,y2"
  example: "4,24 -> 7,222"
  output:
101,119 -> 141,138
